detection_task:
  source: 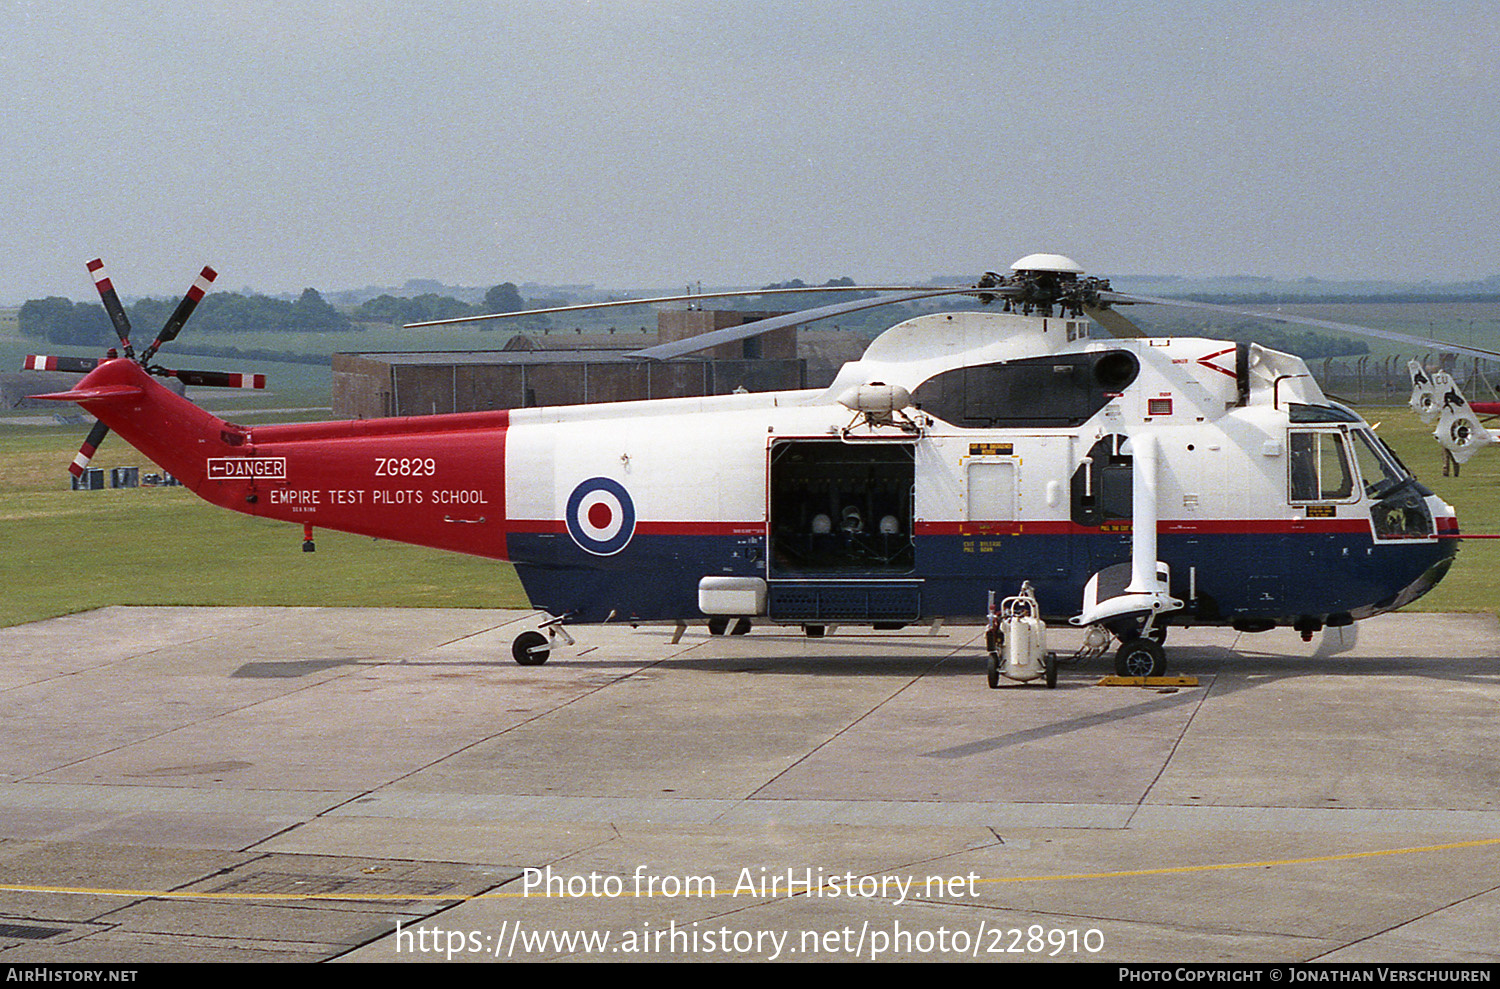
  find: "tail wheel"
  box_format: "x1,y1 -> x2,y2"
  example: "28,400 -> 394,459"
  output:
512,631 -> 551,666
1114,638 -> 1166,678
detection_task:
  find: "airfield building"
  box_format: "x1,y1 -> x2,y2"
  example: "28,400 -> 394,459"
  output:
332,310 -> 831,419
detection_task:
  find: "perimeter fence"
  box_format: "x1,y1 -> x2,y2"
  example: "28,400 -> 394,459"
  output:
1312,354 -> 1499,406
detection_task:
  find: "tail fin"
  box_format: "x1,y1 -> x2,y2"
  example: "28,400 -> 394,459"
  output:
1408,360 -> 1439,422
33,358 -> 244,493
1428,370 -> 1496,465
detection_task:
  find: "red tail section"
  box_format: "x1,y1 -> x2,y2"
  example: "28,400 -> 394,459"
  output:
40,360 -> 512,560
36,359 -> 233,492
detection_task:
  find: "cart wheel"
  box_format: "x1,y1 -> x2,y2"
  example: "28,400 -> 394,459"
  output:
987,649 -> 1000,689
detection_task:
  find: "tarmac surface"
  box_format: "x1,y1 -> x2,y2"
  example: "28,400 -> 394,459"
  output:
0,606 -> 1496,964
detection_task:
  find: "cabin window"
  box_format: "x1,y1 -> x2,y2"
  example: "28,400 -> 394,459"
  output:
967,461 -> 1016,521
1288,430 -> 1355,503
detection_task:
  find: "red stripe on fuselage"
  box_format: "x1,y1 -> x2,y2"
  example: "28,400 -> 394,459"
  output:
505,520 -> 763,536
914,518 -> 1376,536
502,517 -> 1385,538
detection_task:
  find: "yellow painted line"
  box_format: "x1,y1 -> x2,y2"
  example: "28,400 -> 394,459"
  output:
973,836 -> 1500,886
2,837 -> 1498,902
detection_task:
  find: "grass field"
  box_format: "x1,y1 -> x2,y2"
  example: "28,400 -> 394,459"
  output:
1,403 -> 1497,627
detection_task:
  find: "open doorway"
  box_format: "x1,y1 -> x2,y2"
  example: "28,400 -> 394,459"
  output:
767,440 -> 915,577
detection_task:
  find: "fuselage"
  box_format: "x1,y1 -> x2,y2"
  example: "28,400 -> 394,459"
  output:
72,309 -> 1458,631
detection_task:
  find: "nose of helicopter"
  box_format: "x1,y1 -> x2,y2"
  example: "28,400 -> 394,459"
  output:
1380,490 -> 1461,612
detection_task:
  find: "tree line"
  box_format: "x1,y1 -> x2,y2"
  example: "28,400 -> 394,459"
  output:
19,288 -> 351,345
350,282 -> 531,327
16,282 -> 533,346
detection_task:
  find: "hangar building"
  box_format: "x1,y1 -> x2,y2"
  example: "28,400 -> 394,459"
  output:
332,309 -> 816,419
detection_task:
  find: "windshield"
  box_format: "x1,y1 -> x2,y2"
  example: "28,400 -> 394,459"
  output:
1351,428 -> 1409,498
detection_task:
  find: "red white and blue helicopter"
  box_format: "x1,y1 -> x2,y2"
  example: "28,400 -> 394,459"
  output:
24,254 -> 1499,682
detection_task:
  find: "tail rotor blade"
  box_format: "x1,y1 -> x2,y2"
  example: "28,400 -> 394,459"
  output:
141,266 -> 217,363
69,420 -> 111,478
24,355 -> 104,373
158,368 -> 266,389
86,259 -> 135,358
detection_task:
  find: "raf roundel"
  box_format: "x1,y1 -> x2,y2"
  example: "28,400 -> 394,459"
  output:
565,477 -> 636,556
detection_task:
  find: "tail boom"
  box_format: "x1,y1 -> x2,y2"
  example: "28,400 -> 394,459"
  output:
51,360 -> 512,559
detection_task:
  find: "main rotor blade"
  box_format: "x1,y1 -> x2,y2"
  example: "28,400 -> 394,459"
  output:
1081,304 -> 1145,338
1108,292 -> 1500,363
86,259 -> 135,358
140,266 -> 217,364
627,289 -> 976,361
69,420 -> 110,478
403,284 -> 967,329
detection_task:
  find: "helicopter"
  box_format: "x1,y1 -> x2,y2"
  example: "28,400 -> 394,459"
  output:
23,254 -> 1497,680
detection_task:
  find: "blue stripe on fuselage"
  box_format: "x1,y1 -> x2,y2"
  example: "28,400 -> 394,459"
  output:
506,530 -> 1456,625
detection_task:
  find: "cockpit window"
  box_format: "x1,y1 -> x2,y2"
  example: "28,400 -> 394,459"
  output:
1373,432 -> 1415,481
1289,430 -> 1355,503
1350,428 -> 1408,499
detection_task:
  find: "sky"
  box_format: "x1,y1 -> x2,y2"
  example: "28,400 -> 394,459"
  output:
3,0 -> 1498,302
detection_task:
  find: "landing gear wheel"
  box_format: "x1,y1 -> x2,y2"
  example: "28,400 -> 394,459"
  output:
1114,638 -> 1166,678
1147,625 -> 1167,645
512,631 -> 551,666
707,618 -> 729,636
986,649 -> 1000,689
1045,652 -> 1058,689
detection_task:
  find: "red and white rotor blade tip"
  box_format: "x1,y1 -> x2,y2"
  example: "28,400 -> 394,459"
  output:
68,420 -> 111,478
23,355 -> 102,373
141,266 -> 217,362
86,258 -> 135,356
161,368 -> 266,389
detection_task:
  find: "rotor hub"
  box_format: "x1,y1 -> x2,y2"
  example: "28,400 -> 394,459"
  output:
1009,253 -> 1084,275
978,253 -> 1112,316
